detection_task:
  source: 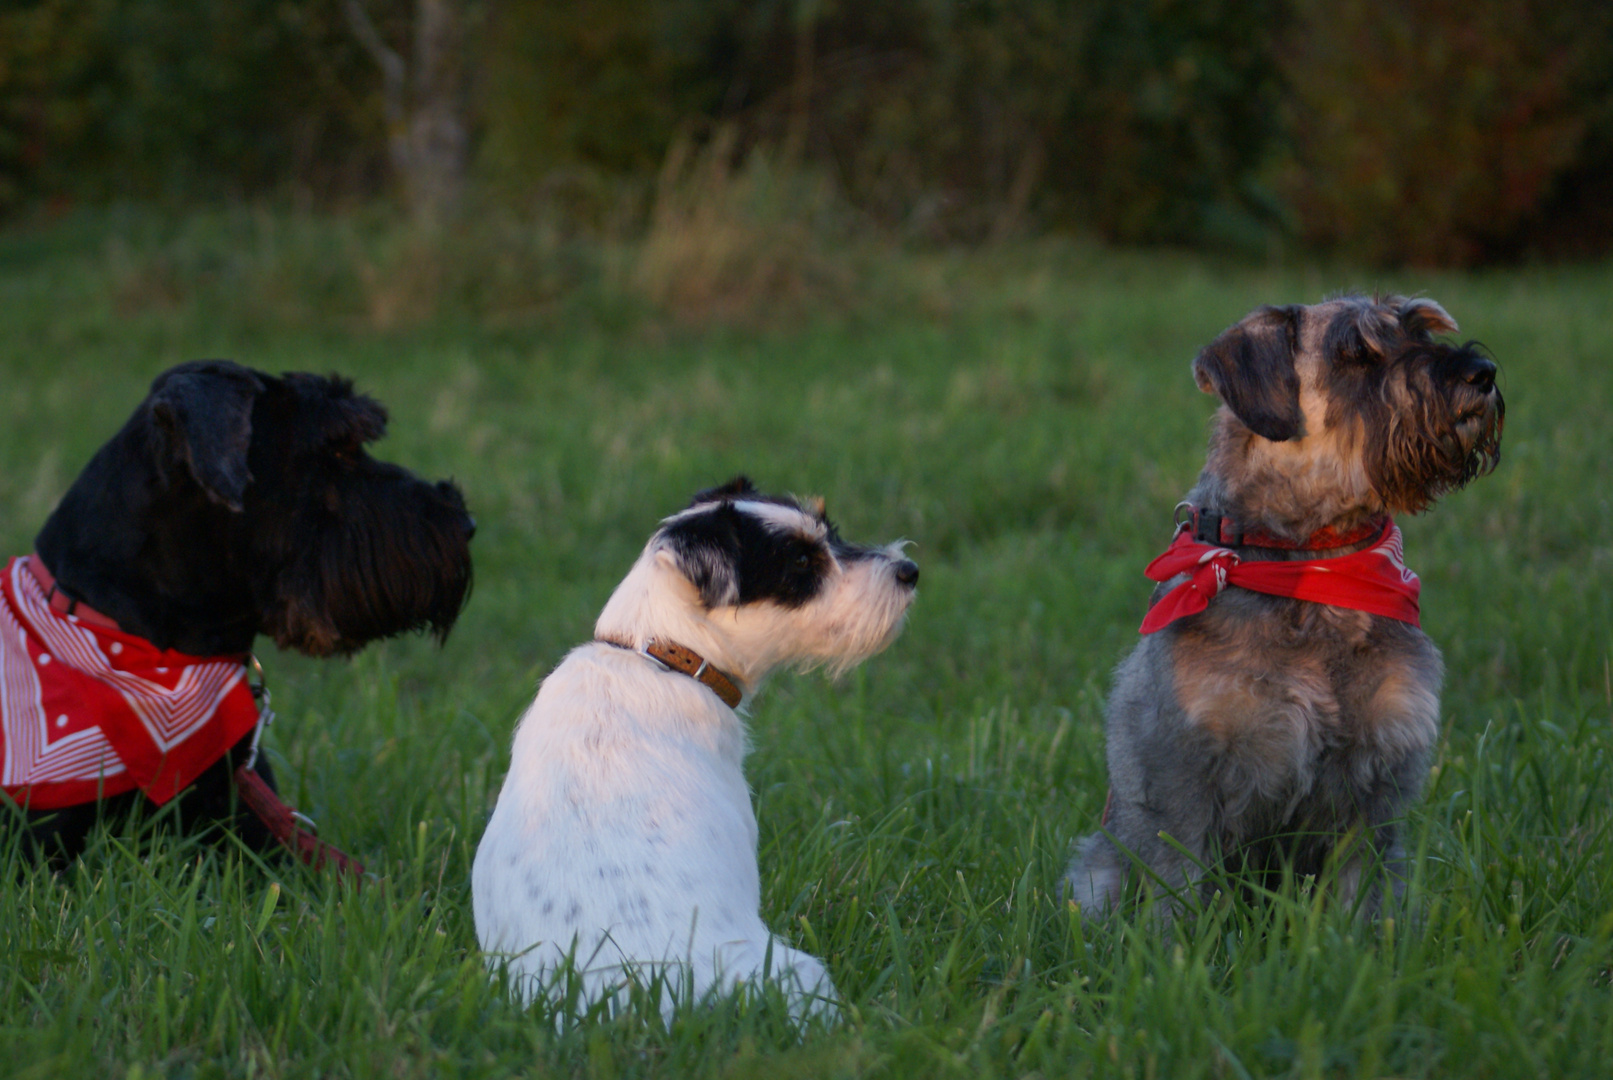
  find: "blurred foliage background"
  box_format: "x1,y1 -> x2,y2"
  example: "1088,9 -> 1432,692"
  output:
2,0 -> 1611,266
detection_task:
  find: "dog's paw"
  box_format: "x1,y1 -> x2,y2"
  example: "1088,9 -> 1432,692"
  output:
1064,835 -> 1126,919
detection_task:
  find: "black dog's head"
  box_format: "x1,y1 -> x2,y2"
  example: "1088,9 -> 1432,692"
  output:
1193,295 -> 1504,530
36,360 -> 474,657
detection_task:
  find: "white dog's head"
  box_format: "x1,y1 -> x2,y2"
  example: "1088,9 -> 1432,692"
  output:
595,477 -> 918,693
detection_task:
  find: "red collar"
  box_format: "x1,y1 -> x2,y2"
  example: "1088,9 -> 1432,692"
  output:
1139,518 -> 1421,634
1176,504 -> 1388,551
25,554 -> 121,631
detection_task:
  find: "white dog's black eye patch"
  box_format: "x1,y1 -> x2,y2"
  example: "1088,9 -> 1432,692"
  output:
744,530 -> 833,608
661,498 -> 840,610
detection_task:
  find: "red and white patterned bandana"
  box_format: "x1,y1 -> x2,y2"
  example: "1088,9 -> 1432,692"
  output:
0,556 -> 260,810
1138,519 -> 1421,635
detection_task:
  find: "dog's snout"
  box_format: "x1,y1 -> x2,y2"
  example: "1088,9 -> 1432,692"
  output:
893,559 -> 919,587
1460,355 -> 1497,394
465,515 -> 477,541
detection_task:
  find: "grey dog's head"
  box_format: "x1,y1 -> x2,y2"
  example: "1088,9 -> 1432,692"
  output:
1191,294 -> 1504,534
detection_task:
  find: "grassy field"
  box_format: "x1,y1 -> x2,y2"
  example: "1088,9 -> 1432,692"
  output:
0,210 -> 1609,1078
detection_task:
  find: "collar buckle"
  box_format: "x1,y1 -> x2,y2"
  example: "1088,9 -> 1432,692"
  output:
1180,504 -> 1243,547
241,654 -> 276,772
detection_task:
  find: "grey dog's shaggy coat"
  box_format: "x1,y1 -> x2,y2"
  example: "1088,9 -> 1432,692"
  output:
1066,295 -> 1504,917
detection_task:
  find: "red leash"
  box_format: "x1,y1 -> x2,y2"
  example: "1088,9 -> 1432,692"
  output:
233,764 -> 367,880
238,656 -> 367,884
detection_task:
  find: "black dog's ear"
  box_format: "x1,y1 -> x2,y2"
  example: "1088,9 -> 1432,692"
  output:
688,475 -> 757,508
148,361 -> 264,512
657,505 -> 741,608
286,372 -> 389,449
1192,306 -> 1303,442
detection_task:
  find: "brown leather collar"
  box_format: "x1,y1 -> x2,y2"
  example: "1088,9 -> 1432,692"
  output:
25,554 -> 122,631
1176,504 -> 1387,552
598,637 -> 744,708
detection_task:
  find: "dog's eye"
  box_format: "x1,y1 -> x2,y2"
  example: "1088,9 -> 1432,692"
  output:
794,553 -> 812,570
1339,328 -> 1380,367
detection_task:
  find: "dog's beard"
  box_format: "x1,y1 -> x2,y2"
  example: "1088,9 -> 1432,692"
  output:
1368,386 -> 1504,514
807,552 -> 916,677
264,493 -> 473,656
717,557 -> 914,681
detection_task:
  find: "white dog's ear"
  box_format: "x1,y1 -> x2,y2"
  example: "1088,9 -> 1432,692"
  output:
656,509 -> 741,608
687,475 -> 757,508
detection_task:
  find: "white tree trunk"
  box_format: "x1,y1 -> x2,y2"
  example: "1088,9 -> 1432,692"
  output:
345,0 -> 467,219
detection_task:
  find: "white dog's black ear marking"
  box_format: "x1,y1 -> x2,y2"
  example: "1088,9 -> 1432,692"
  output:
688,475 -> 757,507
1192,305 -> 1304,442
147,361 -> 265,512
659,507 -> 743,607
660,495 -> 836,609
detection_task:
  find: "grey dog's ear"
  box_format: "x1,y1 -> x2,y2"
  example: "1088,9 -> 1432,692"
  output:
147,361 -> 264,512
1396,297 -> 1458,340
1192,305 -> 1304,442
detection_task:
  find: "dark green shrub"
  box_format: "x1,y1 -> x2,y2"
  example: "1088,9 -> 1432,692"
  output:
0,0 -> 394,209
1277,0 -> 1606,265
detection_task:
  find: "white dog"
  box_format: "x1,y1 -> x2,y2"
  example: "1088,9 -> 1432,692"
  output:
473,477 -> 918,1016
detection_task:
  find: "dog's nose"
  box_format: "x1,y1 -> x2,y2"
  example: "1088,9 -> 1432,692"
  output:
894,559 -> 919,587
1461,355 -> 1497,394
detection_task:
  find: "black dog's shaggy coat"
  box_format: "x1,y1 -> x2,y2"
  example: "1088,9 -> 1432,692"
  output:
11,360 -> 475,863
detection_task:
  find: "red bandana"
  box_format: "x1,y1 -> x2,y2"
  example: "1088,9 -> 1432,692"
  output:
1138,519 -> 1421,634
0,556 -> 260,810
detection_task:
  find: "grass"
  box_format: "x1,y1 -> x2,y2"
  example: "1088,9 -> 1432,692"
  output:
0,208 -> 1609,1078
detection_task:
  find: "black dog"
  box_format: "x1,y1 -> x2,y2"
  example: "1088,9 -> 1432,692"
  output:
5,360 -> 474,863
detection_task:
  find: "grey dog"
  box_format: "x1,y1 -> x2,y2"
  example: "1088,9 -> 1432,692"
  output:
1066,295 -> 1504,917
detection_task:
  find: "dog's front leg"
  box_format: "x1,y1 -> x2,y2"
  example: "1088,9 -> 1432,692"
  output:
1066,766 -> 1219,920
1334,764 -> 1428,918
1333,645 -> 1442,917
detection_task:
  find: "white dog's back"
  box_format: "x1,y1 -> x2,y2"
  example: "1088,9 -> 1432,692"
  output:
473,644 -> 828,1007
473,478 -> 915,1018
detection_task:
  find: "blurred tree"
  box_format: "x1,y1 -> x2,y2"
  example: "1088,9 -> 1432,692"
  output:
345,0 -> 472,219
2,0 -> 1609,262
473,0 -> 1285,245
477,0 -> 728,186
0,0 -> 392,210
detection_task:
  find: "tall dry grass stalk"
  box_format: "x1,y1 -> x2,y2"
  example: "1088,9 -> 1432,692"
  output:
631,127 -> 855,326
